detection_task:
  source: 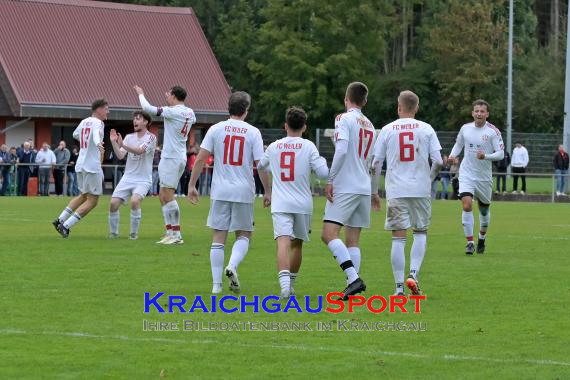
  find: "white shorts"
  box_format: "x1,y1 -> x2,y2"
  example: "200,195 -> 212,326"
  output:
158,158 -> 186,189
272,212 -> 312,242
385,197 -> 431,231
112,179 -> 151,203
77,170 -> 103,196
323,193 -> 371,228
459,178 -> 493,205
207,200 -> 254,232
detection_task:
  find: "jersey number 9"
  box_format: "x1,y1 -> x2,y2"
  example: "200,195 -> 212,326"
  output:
280,152 -> 295,181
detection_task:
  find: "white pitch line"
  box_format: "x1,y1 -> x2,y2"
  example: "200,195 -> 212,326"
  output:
1,328 -> 569,367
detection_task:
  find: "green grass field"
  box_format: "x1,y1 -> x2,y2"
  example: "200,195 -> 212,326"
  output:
1,196 -> 569,379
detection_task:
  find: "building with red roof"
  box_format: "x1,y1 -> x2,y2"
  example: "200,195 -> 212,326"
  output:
0,0 -> 230,148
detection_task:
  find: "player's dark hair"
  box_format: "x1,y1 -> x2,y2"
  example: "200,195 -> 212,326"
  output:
91,98 -> 108,111
346,82 -> 368,107
285,106 -> 307,131
228,91 -> 251,116
472,99 -> 489,111
170,86 -> 187,101
133,110 -> 152,127
398,90 -> 419,113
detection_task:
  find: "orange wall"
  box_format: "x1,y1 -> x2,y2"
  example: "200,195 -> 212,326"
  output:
35,119 -> 51,146
0,119 -> 5,145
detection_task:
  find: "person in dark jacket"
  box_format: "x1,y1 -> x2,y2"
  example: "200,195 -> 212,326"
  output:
554,145 -> 569,196
17,141 -> 34,196
54,140 -> 70,196
66,146 -> 80,196
494,150 -> 510,194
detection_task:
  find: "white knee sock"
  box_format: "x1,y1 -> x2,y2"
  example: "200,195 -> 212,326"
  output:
63,212 -> 81,229
130,208 -> 141,235
228,236 -> 249,270
479,209 -> 490,239
109,210 -> 120,235
391,237 -> 407,285
161,204 -> 172,236
278,270 -> 291,295
410,232 -> 427,278
327,239 -> 358,284
462,211 -> 474,242
347,247 -> 361,274
164,200 -> 181,238
210,243 -> 225,286
58,207 -> 73,223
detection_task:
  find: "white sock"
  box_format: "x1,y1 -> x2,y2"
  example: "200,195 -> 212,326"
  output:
210,243 -> 225,286
347,247 -> 361,274
58,207 -> 73,223
479,209 -> 490,239
327,239 -> 358,284
108,210 -> 120,235
63,212 -> 81,229
290,272 -> 298,288
462,211 -> 474,241
278,270 -> 291,294
130,208 -> 141,235
228,236 -> 249,270
165,200 -> 181,238
161,204 -> 172,236
410,232 -> 427,277
391,237 -> 406,284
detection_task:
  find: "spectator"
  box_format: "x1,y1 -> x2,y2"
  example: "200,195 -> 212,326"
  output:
430,170 -> 440,199
17,141 -> 34,195
151,145 -> 161,195
511,143 -> 529,195
554,144 -> 569,196
494,150 -> 510,194
187,146 -> 198,191
177,146 -> 194,196
253,162 -> 264,197
35,142 -> 56,196
66,146 -> 79,196
53,140 -> 70,196
439,155 -> 451,200
199,155 -> 214,195
0,144 -> 11,195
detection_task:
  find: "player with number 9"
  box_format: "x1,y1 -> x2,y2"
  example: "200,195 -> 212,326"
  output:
257,107 -> 329,299
187,91 -> 270,294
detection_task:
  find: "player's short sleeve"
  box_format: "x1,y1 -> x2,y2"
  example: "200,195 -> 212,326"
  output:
92,121 -> 104,145
429,127 -> 442,153
309,142 -> 327,171
200,126 -> 216,153
334,114 -> 350,142
252,129 -> 264,161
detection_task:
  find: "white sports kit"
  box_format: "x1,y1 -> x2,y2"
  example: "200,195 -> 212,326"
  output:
112,132 -> 157,202
258,136 -> 327,241
372,118 -> 442,231
324,108 -> 376,228
73,116 -> 105,195
201,119 -> 264,232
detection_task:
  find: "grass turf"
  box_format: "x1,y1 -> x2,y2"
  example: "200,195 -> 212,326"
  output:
0,196 -> 569,379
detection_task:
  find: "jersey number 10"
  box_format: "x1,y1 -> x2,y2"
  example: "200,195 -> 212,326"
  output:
399,132 -> 415,162
223,135 -> 245,166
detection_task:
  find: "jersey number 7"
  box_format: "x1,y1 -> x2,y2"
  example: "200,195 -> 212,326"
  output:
223,135 -> 245,166
399,132 -> 415,162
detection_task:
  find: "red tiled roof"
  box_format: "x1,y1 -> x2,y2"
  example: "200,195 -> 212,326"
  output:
0,0 -> 231,118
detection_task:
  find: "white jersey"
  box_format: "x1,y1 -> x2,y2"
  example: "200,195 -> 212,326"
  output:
157,104 -> 195,160
259,136 -> 327,215
373,118 -> 442,199
201,119 -> 264,203
73,116 -> 104,173
120,131 -> 157,183
333,108 -> 376,195
451,122 -> 504,182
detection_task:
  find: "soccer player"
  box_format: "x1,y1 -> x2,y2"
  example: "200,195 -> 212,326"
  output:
135,85 -> 196,245
257,107 -> 329,299
448,99 -> 504,255
187,91 -> 270,294
52,99 -> 109,238
108,111 -> 157,240
321,82 -> 379,300
371,91 -> 442,296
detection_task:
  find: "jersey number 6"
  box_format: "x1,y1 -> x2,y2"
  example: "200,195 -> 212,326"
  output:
399,132 -> 415,162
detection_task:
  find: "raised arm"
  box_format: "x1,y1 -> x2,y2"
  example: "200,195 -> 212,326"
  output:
134,86 -> 159,115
